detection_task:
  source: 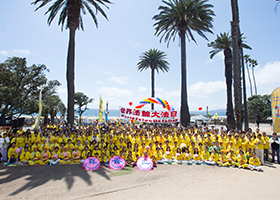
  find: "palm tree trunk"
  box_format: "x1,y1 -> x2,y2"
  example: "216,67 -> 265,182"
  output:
151,68 -> 155,110
224,49 -> 235,130
240,47 -> 249,131
180,30 -> 190,127
252,67 -> 257,95
231,0 -> 242,130
246,62 -> 253,96
66,28 -> 76,125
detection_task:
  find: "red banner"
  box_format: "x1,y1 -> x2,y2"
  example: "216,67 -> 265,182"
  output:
120,107 -> 179,123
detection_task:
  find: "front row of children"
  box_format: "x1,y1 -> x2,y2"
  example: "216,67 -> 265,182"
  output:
152,146 -> 262,171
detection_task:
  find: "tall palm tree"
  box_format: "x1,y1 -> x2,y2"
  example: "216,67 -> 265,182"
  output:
239,37 -> 252,132
231,0 -> 242,130
32,0 -> 111,125
249,58 -> 258,95
137,49 -> 169,110
244,54 -> 253,96
153,0 -> 215,127
208,32 -> 235,130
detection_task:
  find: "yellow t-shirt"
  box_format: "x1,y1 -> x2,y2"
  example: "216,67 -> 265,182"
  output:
249,157 -> 261,166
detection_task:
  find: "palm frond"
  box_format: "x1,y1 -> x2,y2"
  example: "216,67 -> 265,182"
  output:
153,0 -> 215,46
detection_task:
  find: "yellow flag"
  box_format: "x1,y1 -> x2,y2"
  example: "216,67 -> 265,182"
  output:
211,112 -> 218,119
33,89 -> 43,130
271,88 -> 280,133
99,95 -> 103,123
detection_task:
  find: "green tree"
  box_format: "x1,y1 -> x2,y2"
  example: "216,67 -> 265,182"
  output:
0,57 -> 48,119
231,0 -> 243,130
208,32 -> 235,130
42,95 -> 65,124
137,48 -> 169,110
247,95 -> 271,124
32,0 -> 112,125
41,80 -> 65,124
153,0 -> 215,127
74,92 -> 93,124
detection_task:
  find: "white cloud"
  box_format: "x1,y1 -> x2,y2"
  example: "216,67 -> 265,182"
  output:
138,86 -> 147,92
0,50 -> 8,56
100,87 -> 133,97
189,81 -> 226,98
254,61 -> 280,94
13,49 -> 31,55
108,76 -> 128,85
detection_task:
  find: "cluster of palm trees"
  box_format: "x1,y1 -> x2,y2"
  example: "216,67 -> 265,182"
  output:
244,55 -> 258,96
32,0 -> 259,131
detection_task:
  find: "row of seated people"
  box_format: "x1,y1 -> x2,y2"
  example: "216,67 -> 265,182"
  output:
6,139 -> 262,171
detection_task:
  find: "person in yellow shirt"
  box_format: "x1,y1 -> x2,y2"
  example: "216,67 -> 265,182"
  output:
174,148 -> 184,164
72,146 -> 81,163
8,142 -> 19,160
262,132 -> 269,161
164,146 -> 173,164
236,151 -> 249,169
51,147 -> 61,165
245,148 -> 253,161
19,147 -> 31,165
182,148 -> 192,165
217,151 -> 229,167
59,147 -> 71,164
246,135 -> 255,152
154,147 -> 164,164
248,152 -> 262,171
192,148 -> 201,165
81,146 -> 91,160
254,134 -> 265,164
32,140 -> 42,152
65,139 -> 75,153
29,147 -> 44,165
206,149 -> 219,165
226,150 -> 237,166
201,146 -> 210,164
41,146 -> 51,165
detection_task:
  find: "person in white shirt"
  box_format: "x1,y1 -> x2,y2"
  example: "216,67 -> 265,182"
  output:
0,133 -> 10,161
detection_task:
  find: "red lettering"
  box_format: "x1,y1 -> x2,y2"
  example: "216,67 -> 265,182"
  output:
142,111 -> 150,117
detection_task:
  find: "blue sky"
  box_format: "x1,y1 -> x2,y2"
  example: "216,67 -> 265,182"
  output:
0,0 -> 279,112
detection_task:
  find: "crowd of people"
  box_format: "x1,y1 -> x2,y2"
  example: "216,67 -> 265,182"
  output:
0,123 -> 279,172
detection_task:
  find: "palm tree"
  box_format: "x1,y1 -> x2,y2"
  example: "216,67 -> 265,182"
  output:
244,54 -> 253,96
249,58 -> 258,95
32,0 -> 111,125
239,37 -> 252,132
153,0 -> 215,127
231,0 -> 242,130
208,32 -> 235,130
137,49 -> 169,110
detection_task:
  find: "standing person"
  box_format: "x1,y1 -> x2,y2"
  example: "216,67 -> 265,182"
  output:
262,132 -> 269,161
254,134 -> 265,164
0,133 -> 10,162
269,133 -> 280,164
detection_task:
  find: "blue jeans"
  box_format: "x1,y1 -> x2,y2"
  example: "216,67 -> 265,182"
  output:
272,148 -> 280,163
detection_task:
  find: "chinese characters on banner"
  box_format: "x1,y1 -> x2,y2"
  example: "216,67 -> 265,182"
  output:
120,107 -> 179,123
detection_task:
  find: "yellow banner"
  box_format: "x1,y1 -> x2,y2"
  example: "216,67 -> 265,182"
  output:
99,95 -> 103,123
271,87 -> 280,133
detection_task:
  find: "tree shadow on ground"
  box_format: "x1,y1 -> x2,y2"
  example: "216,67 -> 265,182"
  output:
0,164 -> 111,196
